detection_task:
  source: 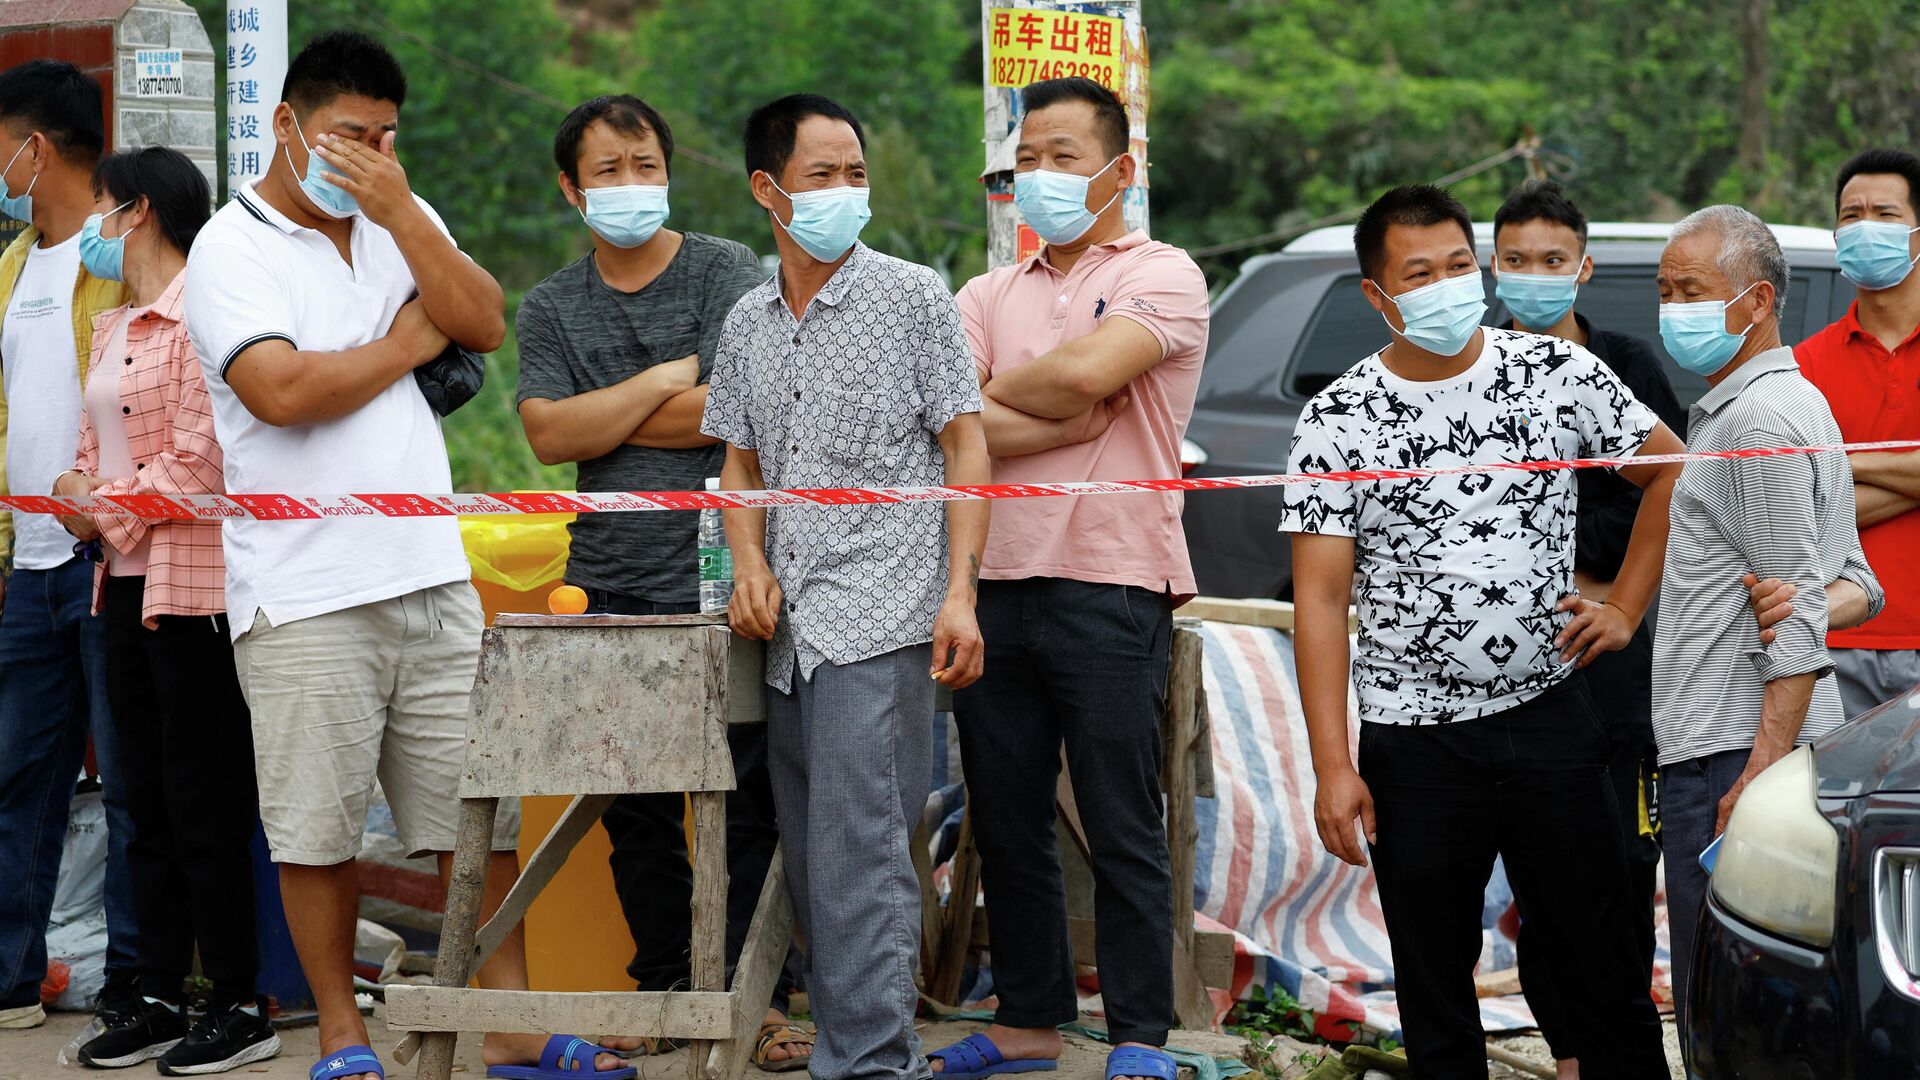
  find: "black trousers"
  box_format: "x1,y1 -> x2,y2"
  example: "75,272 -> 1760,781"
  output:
1518,623 -> 1661,1061
1360,676 -> 1667,1080
101,575 -> 260,1007
953,578 -> 1175,1047
583,589 -> 798,1012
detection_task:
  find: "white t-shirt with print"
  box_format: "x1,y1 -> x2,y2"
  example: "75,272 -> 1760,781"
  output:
1279,327 -> 1657,725
2,233 -> 84,570
183,181 -> 471,638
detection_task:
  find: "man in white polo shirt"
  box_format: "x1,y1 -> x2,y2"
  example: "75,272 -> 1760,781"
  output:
184,31 -> 631,1080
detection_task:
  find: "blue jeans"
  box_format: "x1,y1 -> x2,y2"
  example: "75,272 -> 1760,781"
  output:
0,558 -> 138,1008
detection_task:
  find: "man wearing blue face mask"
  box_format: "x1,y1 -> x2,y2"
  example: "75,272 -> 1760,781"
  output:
514,95 -> 810,1070
1794,150 -> 1920,725
184,31 -> 635,1080
1651,205 -> 1883,1040
1284,184 -> 1685,1078
1490,181 -> 1683,1077
0,57 -> 133,1036
702,92 -> 990,1080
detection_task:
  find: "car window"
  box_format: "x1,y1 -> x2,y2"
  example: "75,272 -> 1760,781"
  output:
1286,275 -> 1388,400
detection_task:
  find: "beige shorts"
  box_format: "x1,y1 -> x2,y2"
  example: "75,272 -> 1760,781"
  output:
234,581 -> 522,865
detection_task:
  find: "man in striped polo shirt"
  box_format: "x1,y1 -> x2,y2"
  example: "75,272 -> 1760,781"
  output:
1651,205 -> 1884,1031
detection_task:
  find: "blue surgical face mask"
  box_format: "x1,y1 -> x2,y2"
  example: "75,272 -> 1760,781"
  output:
579,184 -> 669,248
770,181 -> 871,263
284,114 -> 359,219
1835,219 -> 1920,291
1013,155 -> 1123,246
78,201 -> 136,282
1373,271 -> 1488,356
0,135 -> 39,223
1495,269 -> 1581,331
1660,281 -> 1759,376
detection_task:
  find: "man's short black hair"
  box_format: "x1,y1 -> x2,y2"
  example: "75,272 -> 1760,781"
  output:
1353,184 -> 1476,281
743,94 -> 865,181
281,30 -> 407,116
0,59 -> 105,165
1493,179 -> 1588,249
1020,77 -> 1129,159
92,146 -> 212,256
1835,148 -> 1920,215
553,95 -> 674,183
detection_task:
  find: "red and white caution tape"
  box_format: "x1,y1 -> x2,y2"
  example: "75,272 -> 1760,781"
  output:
7,440 -> 1918,521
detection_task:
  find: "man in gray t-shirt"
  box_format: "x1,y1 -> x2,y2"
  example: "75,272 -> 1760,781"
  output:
518,158 -> 763,602
516,95 -> 808,1068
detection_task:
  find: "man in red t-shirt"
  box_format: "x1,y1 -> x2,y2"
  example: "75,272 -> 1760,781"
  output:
1796,148 -> 1920,716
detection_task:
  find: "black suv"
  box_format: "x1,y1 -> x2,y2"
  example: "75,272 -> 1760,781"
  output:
1181,222 -> 1855,600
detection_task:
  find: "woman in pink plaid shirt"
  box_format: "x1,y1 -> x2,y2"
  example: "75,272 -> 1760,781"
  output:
52,146 -> 279,1075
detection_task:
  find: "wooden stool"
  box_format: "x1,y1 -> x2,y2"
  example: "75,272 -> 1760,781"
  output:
386,614 -> 791,1080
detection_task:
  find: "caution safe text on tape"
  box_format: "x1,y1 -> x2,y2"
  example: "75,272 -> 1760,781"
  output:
6,440 -> 1918,521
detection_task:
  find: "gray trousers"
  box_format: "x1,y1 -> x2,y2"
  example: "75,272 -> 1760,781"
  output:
1660,747 -> 1749,1037
766,644 -> 935,1080
1832,647 -> 1920,720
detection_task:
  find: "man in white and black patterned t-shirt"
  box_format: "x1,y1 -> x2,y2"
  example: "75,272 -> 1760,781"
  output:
1281,185 -> 1685,1078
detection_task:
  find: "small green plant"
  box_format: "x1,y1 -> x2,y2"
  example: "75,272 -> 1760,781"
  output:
1227,984 -> 1317,1045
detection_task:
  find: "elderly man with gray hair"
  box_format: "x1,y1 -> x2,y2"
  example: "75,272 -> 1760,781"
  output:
1653,204 -> 1884,1026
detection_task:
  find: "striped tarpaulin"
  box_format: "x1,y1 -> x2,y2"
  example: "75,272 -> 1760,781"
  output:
1191,622 -> 1676,1040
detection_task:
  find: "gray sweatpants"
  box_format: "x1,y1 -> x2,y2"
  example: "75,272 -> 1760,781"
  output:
1832,647 -> 1920,720
766,644 -> 935,1080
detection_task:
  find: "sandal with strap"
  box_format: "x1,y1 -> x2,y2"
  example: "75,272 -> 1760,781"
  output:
754,1023 -> 815,1073
1105,1046 -> 1177,1080
312,1045 -> 385,1080
486,1034 -> 638,1079
927,1034 -> 1059,1079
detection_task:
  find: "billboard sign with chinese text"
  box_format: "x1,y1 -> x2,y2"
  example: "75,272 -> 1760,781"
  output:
224,0 -> 286,192
980,2 -> 1149,270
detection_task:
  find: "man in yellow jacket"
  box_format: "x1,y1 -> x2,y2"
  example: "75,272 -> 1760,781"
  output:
0,59 -> 132,1032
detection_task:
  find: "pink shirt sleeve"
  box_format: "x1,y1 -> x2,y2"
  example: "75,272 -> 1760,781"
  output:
956,275 -> 993,380
1102,246 -> 1210,366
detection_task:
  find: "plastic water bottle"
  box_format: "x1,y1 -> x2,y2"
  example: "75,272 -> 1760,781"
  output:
698,477 -> 733,614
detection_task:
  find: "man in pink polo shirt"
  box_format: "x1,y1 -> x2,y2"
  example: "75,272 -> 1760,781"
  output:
935,77 -> 1209,1080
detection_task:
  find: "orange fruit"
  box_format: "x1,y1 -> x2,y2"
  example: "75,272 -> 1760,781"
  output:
548,584 -> 589,615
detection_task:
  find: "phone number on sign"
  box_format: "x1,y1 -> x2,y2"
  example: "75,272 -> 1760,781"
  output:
992,56 -> 1120,91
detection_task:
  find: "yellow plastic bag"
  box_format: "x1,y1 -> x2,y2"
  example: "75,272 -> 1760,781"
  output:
460,513 -> 574,594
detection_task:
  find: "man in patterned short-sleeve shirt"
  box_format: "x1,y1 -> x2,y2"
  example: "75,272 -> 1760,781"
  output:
1281,184 -> 1683,1078
701,94 -> 989,1080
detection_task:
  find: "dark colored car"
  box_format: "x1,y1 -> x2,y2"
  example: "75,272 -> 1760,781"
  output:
1180,222 -> 1857,600
1687,688 -> 1920,1078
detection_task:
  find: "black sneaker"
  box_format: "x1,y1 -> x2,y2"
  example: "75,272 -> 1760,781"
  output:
77,997 -> 187,1068
158,1002 -> 282,1076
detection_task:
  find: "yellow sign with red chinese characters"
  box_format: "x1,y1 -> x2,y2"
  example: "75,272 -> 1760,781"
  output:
988,8 -> 1129,94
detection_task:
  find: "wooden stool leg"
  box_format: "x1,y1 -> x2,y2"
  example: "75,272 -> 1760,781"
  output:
929,808 -> 980,1005
415,797 -> 499,1080
687,791 -> 729,1080
706,844 -> 794,1080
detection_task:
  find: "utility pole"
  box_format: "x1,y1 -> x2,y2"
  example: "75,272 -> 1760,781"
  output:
1737,0 -> 1769,196
979,0 -> 1150,270
224,0 -> 287,198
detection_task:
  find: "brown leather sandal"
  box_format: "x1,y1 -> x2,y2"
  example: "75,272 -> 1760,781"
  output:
754,1023 -> 815,1073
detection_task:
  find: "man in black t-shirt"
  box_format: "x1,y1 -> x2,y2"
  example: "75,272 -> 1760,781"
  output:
516,95 -> 808,1068
1491,180 -> 1684,1078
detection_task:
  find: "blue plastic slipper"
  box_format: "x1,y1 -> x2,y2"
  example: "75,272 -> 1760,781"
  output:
928,1034 -> 1059,1079
486,1034 -> 639,1079
1105,1046 -> 1177,1080
311,1045 -> 385,1080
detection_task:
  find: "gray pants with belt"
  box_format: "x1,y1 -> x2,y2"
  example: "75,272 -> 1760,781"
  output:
766,644 -> 935,1080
